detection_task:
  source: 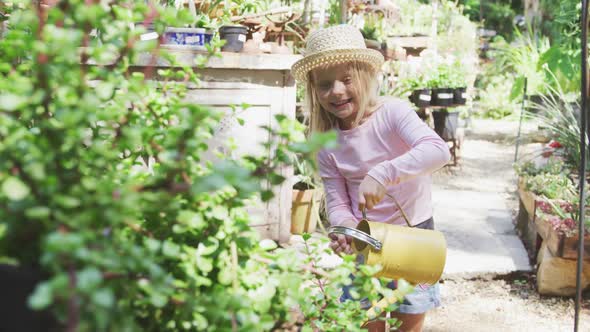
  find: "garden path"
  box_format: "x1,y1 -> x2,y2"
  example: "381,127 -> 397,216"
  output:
432,118 -> 532,278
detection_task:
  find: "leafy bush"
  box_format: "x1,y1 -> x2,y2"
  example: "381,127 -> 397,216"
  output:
474,71 -> 520,119
388,0 -> 433,36
460,0 -> 521,40
523,80 -> 586,169
0,2 -> 413,331
488,30 -> 550,100
514,158 -> 568,178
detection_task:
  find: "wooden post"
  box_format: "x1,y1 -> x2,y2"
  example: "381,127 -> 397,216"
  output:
340,0 -> 347,24
524,0 -> 541,27
430,0 -> 438,53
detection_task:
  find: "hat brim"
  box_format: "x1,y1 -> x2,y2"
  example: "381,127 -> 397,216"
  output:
291,48 -> 384,82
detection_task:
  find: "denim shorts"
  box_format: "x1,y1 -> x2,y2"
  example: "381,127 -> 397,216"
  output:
340,217 -> 442,314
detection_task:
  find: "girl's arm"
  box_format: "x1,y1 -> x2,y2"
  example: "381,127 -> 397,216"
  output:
318,150 -> 359,227
367,100 -> 451,186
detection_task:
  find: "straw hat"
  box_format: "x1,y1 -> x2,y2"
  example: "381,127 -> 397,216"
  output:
291,24 -> 384,82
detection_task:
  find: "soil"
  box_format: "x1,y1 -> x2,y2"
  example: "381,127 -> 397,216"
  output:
423,118 -> 590,331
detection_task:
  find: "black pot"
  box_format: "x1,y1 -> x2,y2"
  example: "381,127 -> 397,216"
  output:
453,87 -> 467,105
432,110 -> 459,141
409,89 -> 431,108
431,88 -> 454,107
219,25 -> 248,52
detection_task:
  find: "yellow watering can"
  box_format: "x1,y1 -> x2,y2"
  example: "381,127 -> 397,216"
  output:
328,194 -> 447,285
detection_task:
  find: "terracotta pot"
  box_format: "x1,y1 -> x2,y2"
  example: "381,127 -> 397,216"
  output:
364,39 -> 381,50
291,189 -> 322,235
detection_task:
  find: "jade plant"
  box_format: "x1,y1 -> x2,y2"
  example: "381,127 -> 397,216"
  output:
0,1 -> 409,331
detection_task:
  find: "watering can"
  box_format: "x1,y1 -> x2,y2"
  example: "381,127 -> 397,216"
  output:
328,194 -> 447,285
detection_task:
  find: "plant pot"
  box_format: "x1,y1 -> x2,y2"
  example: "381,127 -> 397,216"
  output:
364,39 -> 381,51
453,87 -> 467,105
409,89 -> 431,108
291,189 -> 322,235
219,25 -> 248,52
162,27 -> 212,51
432,110 -> 459,141
431,88 -> 454,107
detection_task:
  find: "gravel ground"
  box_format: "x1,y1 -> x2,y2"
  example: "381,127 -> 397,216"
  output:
424,118 -> 590,331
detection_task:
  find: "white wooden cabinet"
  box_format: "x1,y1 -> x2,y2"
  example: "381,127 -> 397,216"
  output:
136,51 -> 301,243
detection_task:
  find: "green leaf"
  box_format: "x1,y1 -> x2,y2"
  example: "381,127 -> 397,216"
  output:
2,177 -> 30,200
78,267 -> 103,291
396,279 -> 414,295
302,233 -> 311,241
54,195 -> 81,208
275,114 -> 287,122
28,283 -> 52,310
177,210 -> 206,230
96,82 -> 115,100
509,76 -> 525,101
25,206 -> 51,219
150,292 -> 167,308
144,238 -> 161,252
192,313 -> 208,330
92,288 -> 115,308
162,240 -> 180,258
0,93 -> 27,111
196,239 -> 219,256
196,255 -> 213,273
217,268 -> 232,285
261,190 -> 274,201
259,239 -> 278,251
268,173 -> 286,185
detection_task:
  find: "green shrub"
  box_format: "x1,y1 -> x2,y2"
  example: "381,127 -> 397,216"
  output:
475,72 -> 520,119
0,2 -> 411,331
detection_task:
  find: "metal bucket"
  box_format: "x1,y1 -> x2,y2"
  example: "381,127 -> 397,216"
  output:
328,219 -> 447,284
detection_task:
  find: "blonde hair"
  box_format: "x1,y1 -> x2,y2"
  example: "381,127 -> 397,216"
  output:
305,62 -> 379,133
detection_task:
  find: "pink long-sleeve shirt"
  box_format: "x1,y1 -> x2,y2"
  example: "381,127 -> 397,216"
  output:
318,98 -> 451,227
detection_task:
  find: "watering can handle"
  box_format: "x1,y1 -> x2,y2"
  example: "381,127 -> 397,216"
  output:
327,226 -> 383,251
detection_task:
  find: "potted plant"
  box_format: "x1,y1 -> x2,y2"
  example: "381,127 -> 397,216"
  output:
427,64 -> 454,107
406,76 -> 431,108
291,155 -> 323,235
449,62 -> 468,105
361,13 -> 384,51
161,12 -> 214,51
219,24 -> 248,52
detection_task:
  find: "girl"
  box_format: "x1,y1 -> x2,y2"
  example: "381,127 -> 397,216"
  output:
291,25 -> 451,332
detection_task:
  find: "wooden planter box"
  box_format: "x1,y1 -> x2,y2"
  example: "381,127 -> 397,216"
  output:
517,177 -> 590,259
518,176 -> 590,295
535,216 -> 590,260
517,177 -> 537,217
516,177 -> 541,256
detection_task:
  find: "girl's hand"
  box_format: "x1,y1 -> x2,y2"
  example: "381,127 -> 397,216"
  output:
329,219 -> 357,255
358,175 -> 386,213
